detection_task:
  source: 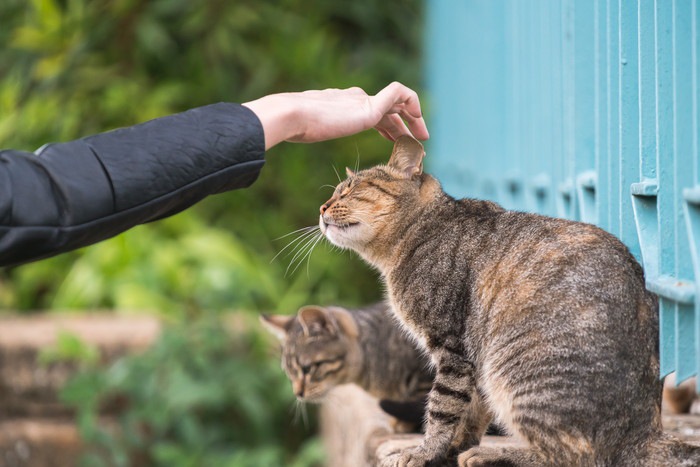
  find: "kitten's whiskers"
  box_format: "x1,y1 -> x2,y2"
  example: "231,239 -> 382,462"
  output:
291,400 -> 310,428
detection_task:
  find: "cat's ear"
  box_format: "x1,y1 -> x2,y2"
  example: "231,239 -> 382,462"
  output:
388,135 -> 425,179
327,307 -> 360,339
259,314 -> 293,342
345,167 -> 355,177
298,305 -> 336,336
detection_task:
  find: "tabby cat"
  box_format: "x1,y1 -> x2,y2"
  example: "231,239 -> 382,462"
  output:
260,302 -> 433,403
318,135 -> 700,466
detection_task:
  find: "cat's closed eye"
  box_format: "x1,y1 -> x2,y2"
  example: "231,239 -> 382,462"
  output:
314,359 -> 343,377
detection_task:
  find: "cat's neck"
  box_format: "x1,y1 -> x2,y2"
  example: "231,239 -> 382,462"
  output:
359,175 -> 448,271
375,195 -> 504,277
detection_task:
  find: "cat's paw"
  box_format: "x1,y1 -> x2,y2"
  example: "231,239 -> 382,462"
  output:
392,446 -> 435,467
458,446 -> 533,467
458,446 -> 505,467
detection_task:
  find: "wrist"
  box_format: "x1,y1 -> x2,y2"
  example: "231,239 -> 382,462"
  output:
242,94 -> 300,150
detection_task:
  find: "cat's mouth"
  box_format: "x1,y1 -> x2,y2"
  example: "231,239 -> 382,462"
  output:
319,217 -> 359,233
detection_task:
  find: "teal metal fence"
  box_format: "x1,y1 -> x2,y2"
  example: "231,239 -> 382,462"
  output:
425,0 -> 700,384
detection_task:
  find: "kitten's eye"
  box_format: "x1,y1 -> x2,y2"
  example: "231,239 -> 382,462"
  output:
315,359 -> 343,377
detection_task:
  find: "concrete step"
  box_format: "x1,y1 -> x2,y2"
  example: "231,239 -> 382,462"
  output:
0,419 -> 81,467
0,314 -> 160,418
0,314 -> 160,467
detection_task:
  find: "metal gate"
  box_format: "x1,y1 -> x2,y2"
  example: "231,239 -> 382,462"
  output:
425,0 -> 700,384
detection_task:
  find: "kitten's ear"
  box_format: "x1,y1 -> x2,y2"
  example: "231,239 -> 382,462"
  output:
327,307 -> 360,339
259,314 -> 293,342
388,135 -> 425,179
345,167 -> 355,177
298,305 -> 336,336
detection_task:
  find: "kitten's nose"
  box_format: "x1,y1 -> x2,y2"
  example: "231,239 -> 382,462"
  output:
320,201 -> 331,215
294,380 -> 305,398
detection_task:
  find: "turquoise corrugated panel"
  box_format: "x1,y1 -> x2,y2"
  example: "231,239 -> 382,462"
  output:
424,0 -> 700,384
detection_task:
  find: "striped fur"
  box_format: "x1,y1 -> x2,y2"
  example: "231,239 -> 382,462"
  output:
260,302 -> 434,403
318,135 -> 700,467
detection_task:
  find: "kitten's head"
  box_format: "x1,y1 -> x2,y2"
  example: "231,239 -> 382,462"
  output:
260,305 -> 362,402
318,135 -> 435,266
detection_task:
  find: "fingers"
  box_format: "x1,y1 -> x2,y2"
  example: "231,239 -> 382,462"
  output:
375,113 -> 411,141
374,82 -> 421,117
400,109 -> 429,141
372,82 -> 430,140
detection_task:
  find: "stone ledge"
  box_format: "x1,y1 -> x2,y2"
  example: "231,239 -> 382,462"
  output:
0,314 -> 160,418
0,314 -> 161,466
320,385 -> 700,467
0,419 -> 82,467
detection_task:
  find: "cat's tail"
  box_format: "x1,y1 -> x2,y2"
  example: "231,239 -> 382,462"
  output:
632,433 -> 700,467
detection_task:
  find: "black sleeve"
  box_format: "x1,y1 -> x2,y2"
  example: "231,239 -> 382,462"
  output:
0,102 -> 266,267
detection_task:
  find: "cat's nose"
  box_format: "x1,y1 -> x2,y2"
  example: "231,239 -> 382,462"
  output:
293,380 -> 305,398
320,202 -> 331,215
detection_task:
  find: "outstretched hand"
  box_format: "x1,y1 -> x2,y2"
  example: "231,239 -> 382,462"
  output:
243,82 -> 429,150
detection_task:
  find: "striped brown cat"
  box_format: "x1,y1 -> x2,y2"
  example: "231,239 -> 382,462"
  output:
318,135 -> 700,467
260,302 -> 433,404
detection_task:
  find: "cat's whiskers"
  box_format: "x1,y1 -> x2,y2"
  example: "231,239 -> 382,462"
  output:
291,399 -> 310,428
331,165 -> 342,183
286,229 -> 323,277
273,225 -> 318,241
353,143 -> 361,174
302,232 -> 326,278
271,227 -> 320,265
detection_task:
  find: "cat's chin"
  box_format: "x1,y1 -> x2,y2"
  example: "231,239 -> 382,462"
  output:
319,217 -> 361,249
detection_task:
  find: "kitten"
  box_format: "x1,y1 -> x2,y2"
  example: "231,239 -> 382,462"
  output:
318,135 -> 700,466
260,302 -> 433,404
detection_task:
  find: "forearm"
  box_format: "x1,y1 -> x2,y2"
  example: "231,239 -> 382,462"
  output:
0,103 -> 265,267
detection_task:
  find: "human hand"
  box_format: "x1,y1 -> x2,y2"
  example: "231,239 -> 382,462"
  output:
242,82 -> 429,150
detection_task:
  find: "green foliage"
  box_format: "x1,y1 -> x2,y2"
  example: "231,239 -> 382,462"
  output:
61,315 -> 324,467
0,0 -> 423,314
0,0 -> 422,463
39,330 -> 100,367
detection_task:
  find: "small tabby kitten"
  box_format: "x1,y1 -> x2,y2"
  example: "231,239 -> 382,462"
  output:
260,302 -> 433,403
318,136 -> 700,467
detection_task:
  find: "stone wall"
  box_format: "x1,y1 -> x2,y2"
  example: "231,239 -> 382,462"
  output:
0,314 -> 160,467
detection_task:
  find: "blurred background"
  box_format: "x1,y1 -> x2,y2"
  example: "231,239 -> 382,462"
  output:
0,0 -> 424,465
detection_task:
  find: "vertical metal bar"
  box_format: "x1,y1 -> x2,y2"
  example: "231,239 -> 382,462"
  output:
559,0 -> 577,220
608,0 -> 621,236
532,2 -> 554,217
595,0 -> 610,231
673,0 -> 697,383
693,0 -> 700,384
551,0 -> 565,217
632,0 -> 661,297
656,0 -> 677,377
503,2 -> 517,210
619,0 -> 642,260
574,1 -> 597,225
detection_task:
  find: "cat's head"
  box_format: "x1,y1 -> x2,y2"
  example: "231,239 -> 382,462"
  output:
260,305 -> 362,402
318,135 -> 436,266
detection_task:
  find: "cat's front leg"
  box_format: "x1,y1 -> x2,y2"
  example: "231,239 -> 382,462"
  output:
393,347 -> 487,466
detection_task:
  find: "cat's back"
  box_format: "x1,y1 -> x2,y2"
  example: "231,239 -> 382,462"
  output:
476,209 -> 647,304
